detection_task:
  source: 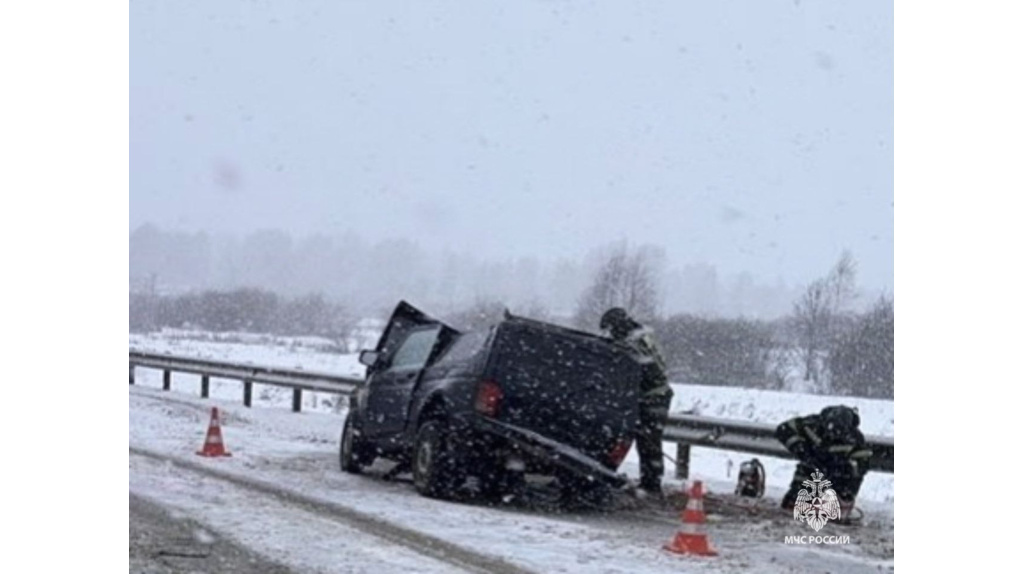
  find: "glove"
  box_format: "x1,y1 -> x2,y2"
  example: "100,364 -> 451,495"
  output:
847,459 -> 865,478
790,441 -> 809,459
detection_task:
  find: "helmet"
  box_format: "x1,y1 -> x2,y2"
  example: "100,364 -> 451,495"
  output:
821,406 -> 859,435
600,307 -> 636,338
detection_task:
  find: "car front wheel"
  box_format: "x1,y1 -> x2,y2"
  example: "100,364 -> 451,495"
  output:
413,420 -> 464,499
340,413 -> 374,473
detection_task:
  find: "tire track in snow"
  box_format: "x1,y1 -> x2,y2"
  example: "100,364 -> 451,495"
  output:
129,446 -> 537,574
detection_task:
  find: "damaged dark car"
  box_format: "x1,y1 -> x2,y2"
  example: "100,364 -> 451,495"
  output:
340,301 -> 644,502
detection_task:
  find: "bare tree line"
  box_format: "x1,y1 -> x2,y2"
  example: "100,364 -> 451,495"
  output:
129,229 -> 892,399
129,225 -> 798,319
570,244 -> 892,399
574,241 -> 664,328
790,251 -> 858,385
130,288 -> 362,352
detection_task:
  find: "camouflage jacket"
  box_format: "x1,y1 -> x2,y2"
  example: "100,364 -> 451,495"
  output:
623,327 -> 673,401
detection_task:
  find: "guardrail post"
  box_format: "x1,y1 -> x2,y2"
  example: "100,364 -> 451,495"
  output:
243,380 -> 253,407
163,369 -> 171,391
292,389 -> 302,413
129,364 -> 135,385
201,375 -> 210,399
674,443 -> 691,479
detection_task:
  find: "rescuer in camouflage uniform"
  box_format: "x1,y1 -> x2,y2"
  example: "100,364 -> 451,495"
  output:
601,308 -> 674,495
776,405 -> 874,513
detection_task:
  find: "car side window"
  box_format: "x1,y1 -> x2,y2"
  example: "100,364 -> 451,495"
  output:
434,330 -> 489,367
387,327 -> 441,371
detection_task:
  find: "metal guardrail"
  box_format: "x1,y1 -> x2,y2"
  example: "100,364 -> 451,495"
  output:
129,350 -> 363,412
665,413 -> 894,477
128,350 -> 894,474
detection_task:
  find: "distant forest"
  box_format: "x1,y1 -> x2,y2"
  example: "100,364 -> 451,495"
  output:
131,227 -> 893,399
130,225 -> 806,319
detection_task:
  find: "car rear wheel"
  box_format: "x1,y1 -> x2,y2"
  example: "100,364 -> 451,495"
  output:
476,464 -> 526,503
340,413 -> 374,473
557,472 -> 613,508
413,420 -> 464,499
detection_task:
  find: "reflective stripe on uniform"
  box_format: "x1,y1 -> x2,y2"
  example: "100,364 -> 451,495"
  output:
785,435 -> 805,447
804,427 -> 822,446
850,449 -> 873,459
627,327 -> 654,340
635,333 -> 668,371
643,386 -> 673,398
828,445 -> 855,454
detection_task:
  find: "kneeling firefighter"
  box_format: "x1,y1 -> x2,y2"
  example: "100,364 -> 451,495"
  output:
776,406 -> 873,515
600,307 -> 674,496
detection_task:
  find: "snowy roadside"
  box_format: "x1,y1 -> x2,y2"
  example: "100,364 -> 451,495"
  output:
130,382 -> 893,574
129,331 -> 895,506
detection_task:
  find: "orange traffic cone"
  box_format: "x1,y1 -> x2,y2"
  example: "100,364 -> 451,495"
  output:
664,480 -> 718,556
197,407 -> 231,457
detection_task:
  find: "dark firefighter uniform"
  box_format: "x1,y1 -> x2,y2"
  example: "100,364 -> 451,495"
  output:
629,328 -> 674,492
776,406 -> 874,510
601,308 -> 674,494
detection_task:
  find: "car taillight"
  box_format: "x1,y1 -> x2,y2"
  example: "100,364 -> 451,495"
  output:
608,438 -> 633,467
474,379 -> 503,417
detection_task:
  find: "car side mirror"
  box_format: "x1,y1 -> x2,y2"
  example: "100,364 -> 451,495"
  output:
358,350 -> 381,368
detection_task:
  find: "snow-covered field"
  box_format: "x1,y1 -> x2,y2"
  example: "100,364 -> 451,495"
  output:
129,330 -> 894,573
130,330 -> 368,379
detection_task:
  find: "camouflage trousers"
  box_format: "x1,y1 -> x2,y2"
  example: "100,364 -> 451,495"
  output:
637,395 -> 672,491
781,461 -> 865,509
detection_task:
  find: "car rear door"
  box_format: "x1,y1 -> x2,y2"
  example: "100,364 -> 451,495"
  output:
487,320 -> 642,461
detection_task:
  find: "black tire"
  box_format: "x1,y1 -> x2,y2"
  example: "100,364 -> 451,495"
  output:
477,465 -> 526,503
412,420 -> 464,499
558,472 -> 613,508
340,413 -> 374,474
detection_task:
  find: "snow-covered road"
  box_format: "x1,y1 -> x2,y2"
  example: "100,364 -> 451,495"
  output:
129,379 -> 894,573
130,492 -> 297,574
130,447 -> 523,574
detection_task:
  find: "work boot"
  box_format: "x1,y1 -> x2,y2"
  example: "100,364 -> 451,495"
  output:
637,481 -> 664,500
780,489 -> 799,510
834,499 -> 861,525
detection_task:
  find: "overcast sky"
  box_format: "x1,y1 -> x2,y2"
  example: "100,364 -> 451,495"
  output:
130,0 -> 893,291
